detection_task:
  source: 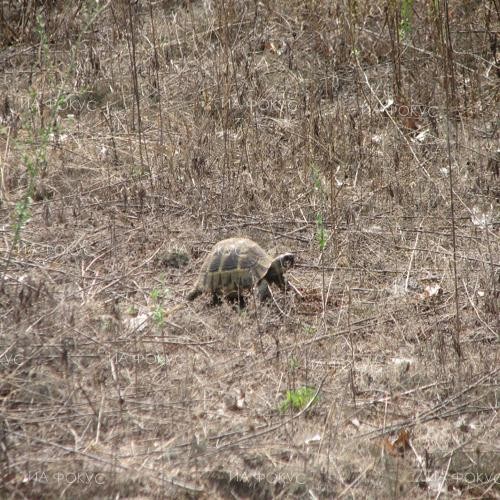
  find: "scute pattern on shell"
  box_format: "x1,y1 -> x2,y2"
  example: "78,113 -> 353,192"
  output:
196,238 -> 274,295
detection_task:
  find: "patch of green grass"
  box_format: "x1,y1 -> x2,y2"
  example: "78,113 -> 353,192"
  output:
310,164 -> 323,192
316,213 -> 328,252
400,0 -> 414,39
10,15 -> 59,250
150,288 -> 162,302
152,306 -> 165,326
150,279 -> 170,303
12,197 -> 32,247
279,386 -> 318,413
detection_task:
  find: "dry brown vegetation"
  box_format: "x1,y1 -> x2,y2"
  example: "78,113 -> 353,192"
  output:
0,0 -> 499,498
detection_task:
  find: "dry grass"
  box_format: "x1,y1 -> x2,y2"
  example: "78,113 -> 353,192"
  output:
0,0 -> 498,498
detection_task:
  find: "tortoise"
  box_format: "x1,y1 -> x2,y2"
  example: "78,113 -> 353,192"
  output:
187,237 -> 295,304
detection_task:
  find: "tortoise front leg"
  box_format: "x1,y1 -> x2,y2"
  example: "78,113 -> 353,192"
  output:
257,280 -> 271,301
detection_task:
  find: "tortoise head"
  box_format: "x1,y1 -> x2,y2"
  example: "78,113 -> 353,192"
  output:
277,253 -> 295,271
264,252 -> 295,289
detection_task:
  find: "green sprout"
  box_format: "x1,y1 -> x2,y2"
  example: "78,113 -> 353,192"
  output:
316,213 -> 328,252
152,306 -> 165,326
400,0 -> 414,39
279,386 -> 318,412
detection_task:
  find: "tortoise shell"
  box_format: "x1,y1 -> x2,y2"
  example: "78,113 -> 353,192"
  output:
187,237 -> 294,302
